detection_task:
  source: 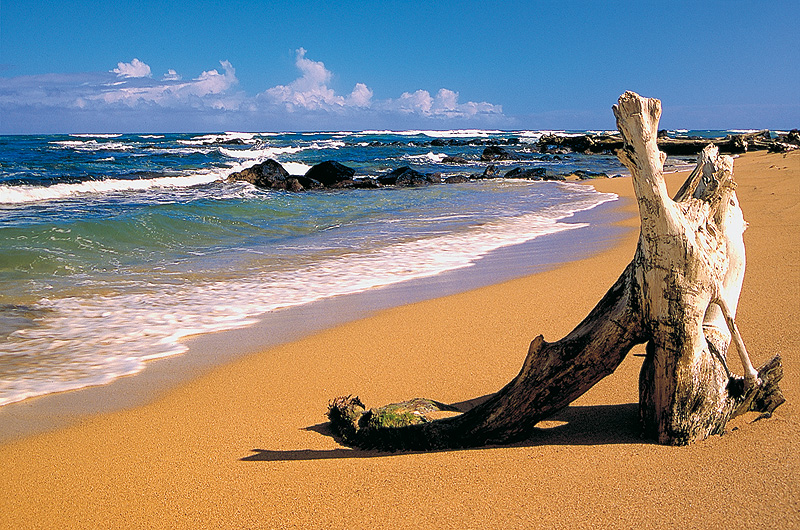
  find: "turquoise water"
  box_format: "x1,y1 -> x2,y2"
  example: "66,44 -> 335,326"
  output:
0,129 -> 711,406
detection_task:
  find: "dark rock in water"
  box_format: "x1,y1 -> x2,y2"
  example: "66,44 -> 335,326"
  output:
352,178 -> 380,189
444,174 -> 470,184
441,156 -> 469,164
504,166 -> 564,181
536,129 -> 788,156
327,179 -> 355,189
296,175 -> 325,190
480,164 -> 501,179
504,166 -> 532,179
543,172 -> 566,181
227,159 -> 290,189
287,178 -> 305,192
304,160 -> 356,187
573,170 -> 609,180
537,133 -> 622,154
378,166 -> 437,187
480,145 -> 510,161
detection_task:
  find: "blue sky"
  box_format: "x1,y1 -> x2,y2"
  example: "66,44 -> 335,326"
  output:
1,0 -> 798,133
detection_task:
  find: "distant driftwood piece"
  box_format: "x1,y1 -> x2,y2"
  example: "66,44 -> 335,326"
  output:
328,92 -> 784,450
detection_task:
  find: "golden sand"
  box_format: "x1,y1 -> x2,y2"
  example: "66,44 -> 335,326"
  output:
1,150 -> 797,529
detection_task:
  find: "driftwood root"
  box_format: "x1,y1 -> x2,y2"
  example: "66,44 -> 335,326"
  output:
326,92 -> 785,451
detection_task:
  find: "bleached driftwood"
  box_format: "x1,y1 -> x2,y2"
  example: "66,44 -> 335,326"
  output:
327,92 -> 784,450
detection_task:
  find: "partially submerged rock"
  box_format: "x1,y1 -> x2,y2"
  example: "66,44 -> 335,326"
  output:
304,160 -> 356,187
573,169 -> 609,180
378,166 -> 439,187
227,159 -> 292,189
504,166 -> 565,181
480,145 -> 511,161
444,174 -> 470,184
480,165 -> 501,178
536,129 -> 786,156
441,155 -> 469,164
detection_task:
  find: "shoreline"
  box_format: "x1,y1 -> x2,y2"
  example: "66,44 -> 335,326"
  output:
0,186 -> 628,444
1,150 -> 797,529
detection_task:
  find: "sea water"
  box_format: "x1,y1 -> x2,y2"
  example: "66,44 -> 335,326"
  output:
0,129 -> 712,407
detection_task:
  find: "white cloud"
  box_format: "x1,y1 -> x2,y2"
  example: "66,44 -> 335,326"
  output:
394,89 -> 434,114
112,58 -> 151,78
262,48 -> 338,110
382,87 -> 502,119
258,49 -> 502,122
0,50 -> 507,132
89,60 -> 240,109
186,60 -> 238,97
262,48 -> 373,111
346,83 -> 373,107
163,69 -> 181,81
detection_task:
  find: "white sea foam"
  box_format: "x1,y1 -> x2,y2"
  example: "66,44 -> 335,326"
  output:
358,129 -> 503,138
1,142 -> 312,204
218,145 -> 303,160
179,132 -> 260,146
50,139 -> 137,151
139,134 -> 165,139
282,162 -> 313,175
0,171 -> 226,204
69,133 -> 123,139
404,152 -> 449,163
0,185 -> 617,407
310,140 -> 346,149
586,130 -> 620,136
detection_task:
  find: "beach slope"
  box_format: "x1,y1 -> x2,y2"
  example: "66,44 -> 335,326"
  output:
1,150 -> 797,529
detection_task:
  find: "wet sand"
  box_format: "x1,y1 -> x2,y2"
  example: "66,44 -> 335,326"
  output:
1,150 -> 797,529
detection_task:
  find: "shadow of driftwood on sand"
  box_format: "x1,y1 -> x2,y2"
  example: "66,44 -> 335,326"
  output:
241,401 -> 646,462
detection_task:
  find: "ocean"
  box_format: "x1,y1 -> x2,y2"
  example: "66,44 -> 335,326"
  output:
0,129 -> 715,408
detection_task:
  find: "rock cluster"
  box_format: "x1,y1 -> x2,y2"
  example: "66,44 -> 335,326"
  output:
503,166 -> 564,181
536,129 -> 799,155
227,157 -> 573,192
228,159 -> 374,192
227,128 -> 799,193
377,166 -> 441,187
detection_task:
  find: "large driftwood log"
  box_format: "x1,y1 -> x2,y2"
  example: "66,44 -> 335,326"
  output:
328,92 -> 784,450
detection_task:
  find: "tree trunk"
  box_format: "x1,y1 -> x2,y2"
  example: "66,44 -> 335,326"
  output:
328,92 -> 784,450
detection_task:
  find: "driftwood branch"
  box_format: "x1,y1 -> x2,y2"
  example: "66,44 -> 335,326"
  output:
327,92 -> 784,450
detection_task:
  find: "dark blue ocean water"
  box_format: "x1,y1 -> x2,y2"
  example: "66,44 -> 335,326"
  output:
0,129 -> 729,406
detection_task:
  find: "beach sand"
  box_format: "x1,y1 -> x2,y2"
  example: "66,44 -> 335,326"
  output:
0,150 -> 797,529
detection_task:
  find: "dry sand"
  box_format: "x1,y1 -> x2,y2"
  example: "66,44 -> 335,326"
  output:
1,150 -> 797,529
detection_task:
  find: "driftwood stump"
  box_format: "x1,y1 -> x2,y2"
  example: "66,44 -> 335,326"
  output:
328,92 -> 784,450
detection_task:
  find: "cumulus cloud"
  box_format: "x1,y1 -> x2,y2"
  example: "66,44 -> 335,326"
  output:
112,58 -> 152,78
0,49 -> 507,132
258,48 -> 501,122
383,88 -> 503,118
394,89 -> 434,114
163,69 -> 181,81
346,83 -> 373,108
89,60 -> 240,109
262,48 -> 372,111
